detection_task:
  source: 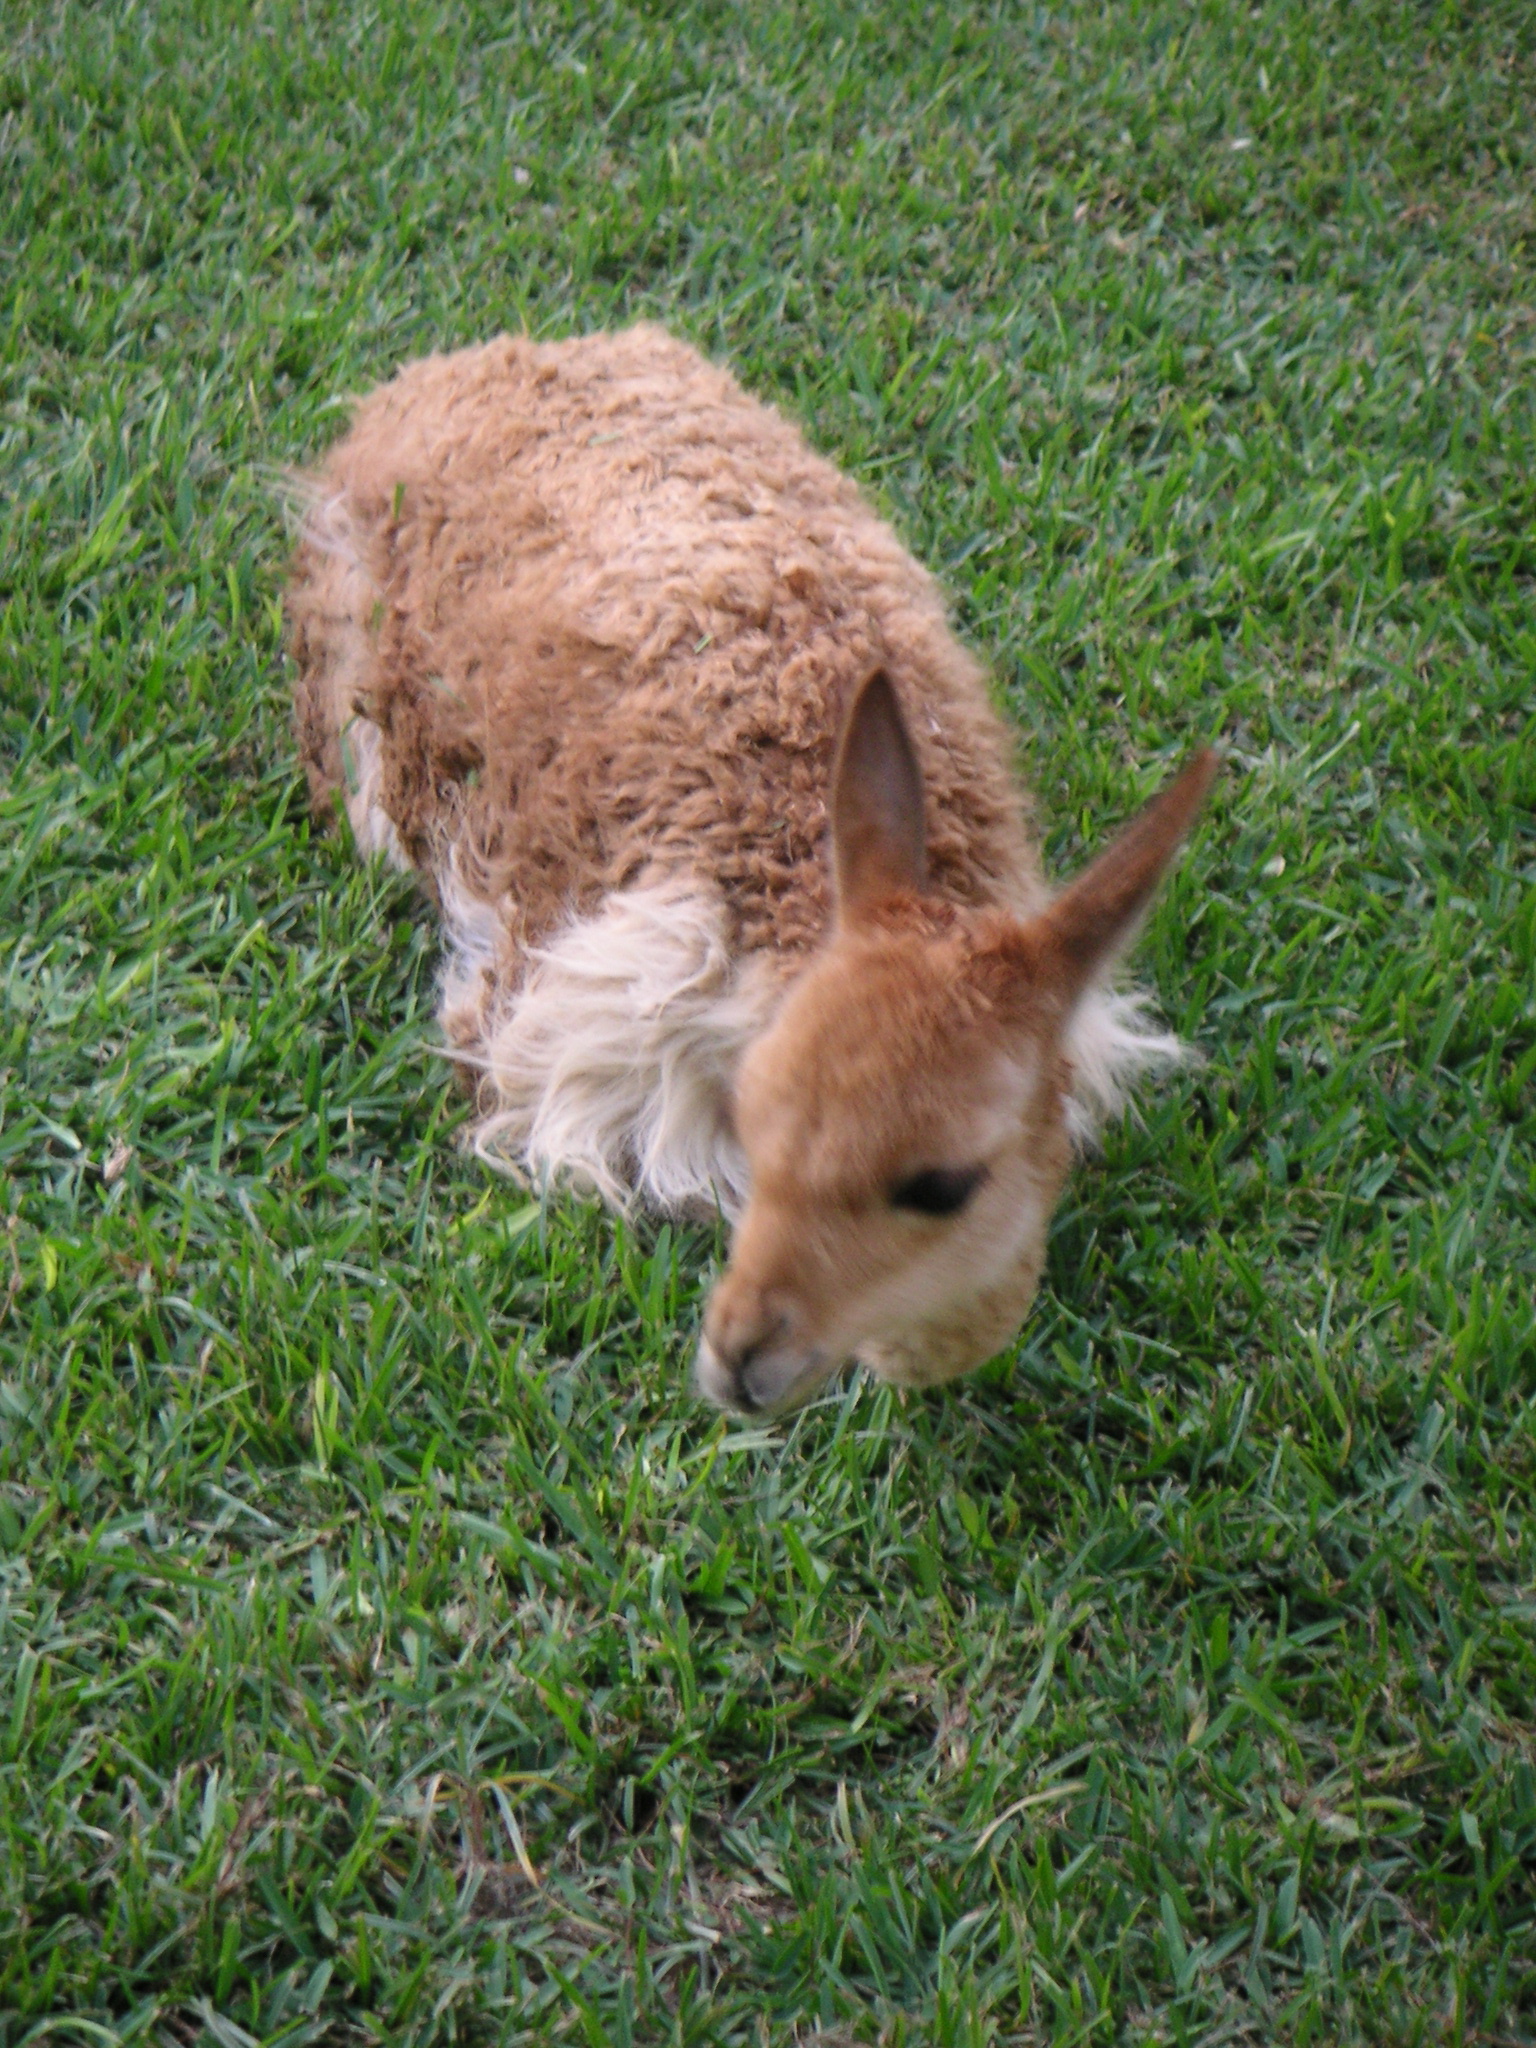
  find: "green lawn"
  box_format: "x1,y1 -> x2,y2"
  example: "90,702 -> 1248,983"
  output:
3,2 -> 1535,2041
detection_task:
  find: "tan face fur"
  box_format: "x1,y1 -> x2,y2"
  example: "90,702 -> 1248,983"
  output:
696,673 -> 1218,1415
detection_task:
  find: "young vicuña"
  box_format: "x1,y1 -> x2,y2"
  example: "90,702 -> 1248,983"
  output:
286,326 -> 1217,1414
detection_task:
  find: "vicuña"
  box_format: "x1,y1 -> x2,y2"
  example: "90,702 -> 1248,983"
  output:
287,326 -> 1217,1414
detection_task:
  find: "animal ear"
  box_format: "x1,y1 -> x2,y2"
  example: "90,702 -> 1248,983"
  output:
1040,750 -> 1221,996
830,670 -> 927,924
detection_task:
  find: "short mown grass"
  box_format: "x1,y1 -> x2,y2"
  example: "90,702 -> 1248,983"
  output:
3,2 -> 1535,2042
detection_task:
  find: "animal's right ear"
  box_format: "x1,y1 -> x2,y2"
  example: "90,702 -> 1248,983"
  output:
830,670 -> 927,925
1039,749 -> 1221,999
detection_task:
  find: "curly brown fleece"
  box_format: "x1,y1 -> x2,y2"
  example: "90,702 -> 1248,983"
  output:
287,324 -> 1044,960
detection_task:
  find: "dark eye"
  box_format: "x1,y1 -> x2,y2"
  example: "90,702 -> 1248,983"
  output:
890,1164 -> 988,1217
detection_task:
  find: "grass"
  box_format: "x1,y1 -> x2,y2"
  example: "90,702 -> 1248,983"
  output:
2,0 -> 1535,2040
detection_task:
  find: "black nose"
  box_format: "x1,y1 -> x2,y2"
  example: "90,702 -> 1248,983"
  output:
704,1306 -> 791,1414
726,1333 -> 774,1413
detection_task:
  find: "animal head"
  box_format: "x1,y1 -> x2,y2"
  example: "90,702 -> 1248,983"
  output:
696,671 -> 1218,1415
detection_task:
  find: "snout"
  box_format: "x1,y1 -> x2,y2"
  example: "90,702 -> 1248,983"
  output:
695,1282 -> 833,1415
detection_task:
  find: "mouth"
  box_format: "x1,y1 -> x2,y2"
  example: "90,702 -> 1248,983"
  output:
694,1334 -> 835,1416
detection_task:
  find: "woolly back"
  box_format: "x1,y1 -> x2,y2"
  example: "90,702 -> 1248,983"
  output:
288,326 -> 1043,961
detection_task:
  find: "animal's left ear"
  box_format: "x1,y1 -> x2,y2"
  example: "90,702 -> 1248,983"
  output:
830,670 -> 928,925
1039,750 -> 1221,998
